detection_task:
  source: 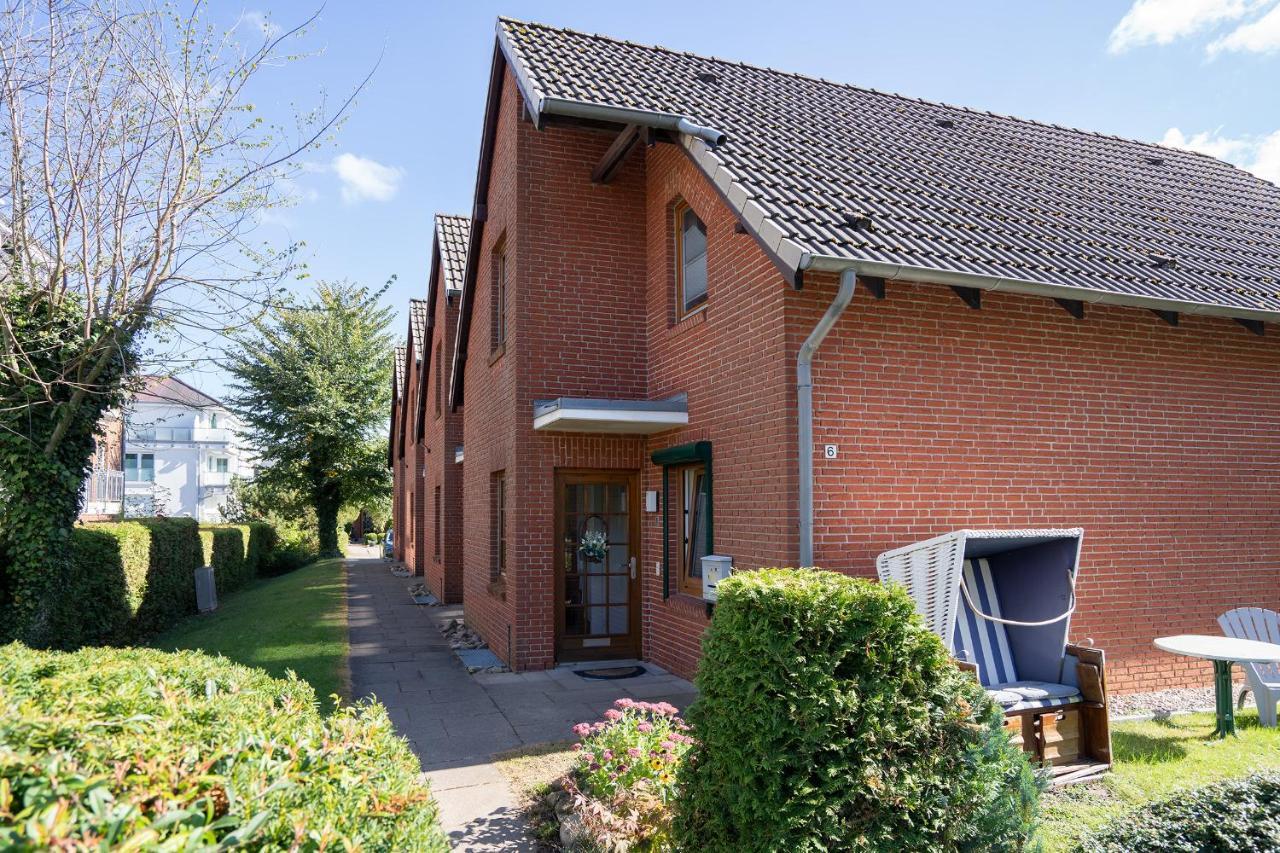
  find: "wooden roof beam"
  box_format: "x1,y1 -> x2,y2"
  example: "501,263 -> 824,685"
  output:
591,124 -> 641,184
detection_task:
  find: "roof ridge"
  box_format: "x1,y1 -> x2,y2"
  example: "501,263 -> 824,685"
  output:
498,16 -> 1227,168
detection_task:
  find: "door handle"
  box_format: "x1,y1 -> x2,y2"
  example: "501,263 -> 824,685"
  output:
629,556 -> 636,579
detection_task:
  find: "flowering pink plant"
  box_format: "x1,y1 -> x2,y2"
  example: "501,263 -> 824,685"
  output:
570,698 -> 692,803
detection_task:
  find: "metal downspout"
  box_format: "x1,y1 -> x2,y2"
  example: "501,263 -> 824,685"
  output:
798,269 -> 858,566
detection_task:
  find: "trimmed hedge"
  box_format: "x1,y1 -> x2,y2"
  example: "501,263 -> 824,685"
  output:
53,522 -> 150,648
58,518 -> 278,648
131,517 -> 202,635
200,525 -> 251,594
0,644 -> 447,850
1080,773 -> 1280,852
674,568 -> 1043,852
246,521 -> 278,575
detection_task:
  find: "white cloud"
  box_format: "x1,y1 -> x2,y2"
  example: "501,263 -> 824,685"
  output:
238,11 -> 281,40
1108,0 -> 1264,52
1208,2 -> 1280,52
1162,126 -> 1280,183
331,153 -> 404,203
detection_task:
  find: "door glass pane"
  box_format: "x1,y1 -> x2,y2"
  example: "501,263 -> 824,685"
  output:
607,543 -> 629,571
584,484 -> 605,513
609,606 -> 628,635
565,608 -> 584,635
588,575 -> 606,604
609,484 -> 628,513
567,575 -> 585,605
588,606 -> 607,634
608,574 -> 628,603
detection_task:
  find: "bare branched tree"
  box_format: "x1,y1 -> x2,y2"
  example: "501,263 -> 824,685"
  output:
0,0 -> 358,643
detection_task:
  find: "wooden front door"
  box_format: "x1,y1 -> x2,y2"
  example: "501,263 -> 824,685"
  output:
555,470 -> 641,661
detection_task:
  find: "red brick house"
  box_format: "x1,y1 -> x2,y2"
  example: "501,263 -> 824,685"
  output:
414,214 -> 470,602
396,18 -> 1280,692
389,342 -> 408,560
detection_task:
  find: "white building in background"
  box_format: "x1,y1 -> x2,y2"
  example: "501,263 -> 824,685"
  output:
123,376 -> 255,521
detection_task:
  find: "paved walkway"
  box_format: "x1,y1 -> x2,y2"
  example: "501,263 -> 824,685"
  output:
345,554 -> 697,851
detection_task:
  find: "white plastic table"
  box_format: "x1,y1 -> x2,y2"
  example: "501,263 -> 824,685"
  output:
1154,635 -> 1280,737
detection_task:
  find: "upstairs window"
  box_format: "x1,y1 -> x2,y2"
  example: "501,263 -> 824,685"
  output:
675,201 -> 708,317
434,343 -> 443,418
207,457 -> 228,474
491,241 -> 508,352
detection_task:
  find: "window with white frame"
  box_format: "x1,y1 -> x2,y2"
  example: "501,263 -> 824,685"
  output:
124,453 -> 154,482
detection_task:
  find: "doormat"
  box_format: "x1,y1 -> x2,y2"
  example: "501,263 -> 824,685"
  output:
575,665 -> 647,680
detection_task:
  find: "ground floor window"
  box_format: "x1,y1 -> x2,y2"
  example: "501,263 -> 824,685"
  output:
124,452 -> 154,482
490,471 -> 506,579
433,484 -> 442,561
651,441 -> 713,599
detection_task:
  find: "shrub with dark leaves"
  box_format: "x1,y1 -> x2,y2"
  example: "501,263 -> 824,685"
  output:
1080,773 -> 1280,852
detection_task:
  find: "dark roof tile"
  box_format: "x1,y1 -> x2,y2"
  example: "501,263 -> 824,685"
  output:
435,214 -> 471,292
499,18 -> 1280,317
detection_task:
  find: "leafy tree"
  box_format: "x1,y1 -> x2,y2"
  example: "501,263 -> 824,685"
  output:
0,2 -> 354,643
226,282 -> 393,557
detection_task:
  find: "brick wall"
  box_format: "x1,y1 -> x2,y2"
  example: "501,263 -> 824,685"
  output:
459,68 -> 521,663
796,273 -> 1280,692
513,92 -> 651,671
403,337 -> 424,575
423,262 -> 466,603
636,143 -> 799,678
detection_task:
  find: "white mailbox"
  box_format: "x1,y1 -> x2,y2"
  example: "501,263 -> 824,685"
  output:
701,555 -> 733,603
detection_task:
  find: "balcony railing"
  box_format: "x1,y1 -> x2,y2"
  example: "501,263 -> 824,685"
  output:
83,469 -> 124,502
81,469 -> 124,517
128,426 -> 229,443
202,471 -> 232,487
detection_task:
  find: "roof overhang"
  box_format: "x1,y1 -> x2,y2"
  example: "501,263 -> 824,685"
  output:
532,394 -> 689,434
802,255 -> 1280,325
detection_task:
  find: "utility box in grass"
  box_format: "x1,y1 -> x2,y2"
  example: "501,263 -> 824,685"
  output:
701,555 -> 733,602
195,565 -> 218,613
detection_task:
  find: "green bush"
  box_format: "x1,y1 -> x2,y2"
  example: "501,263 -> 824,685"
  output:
55,523 -> 151,648
673,568 -> 1043,852
246,521 -> 278,574
200,526 -> 248,594
131,517 -> 201,635
1080,773 -> 1280,852
0,643 -> 447,850
263,522 -> 321,576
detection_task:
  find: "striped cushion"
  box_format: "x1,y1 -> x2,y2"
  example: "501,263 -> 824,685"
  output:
987,681 -> 1082,712
953,558 -> 1017,687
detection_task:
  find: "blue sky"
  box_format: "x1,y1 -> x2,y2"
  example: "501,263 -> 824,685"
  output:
187,0 -> 1280,395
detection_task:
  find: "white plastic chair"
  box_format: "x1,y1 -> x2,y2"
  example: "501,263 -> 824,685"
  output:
1218,607 -> 1280,727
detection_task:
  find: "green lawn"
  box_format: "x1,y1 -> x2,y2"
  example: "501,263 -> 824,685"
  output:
148,557 -> 349,707
1040,709 -> 1280,849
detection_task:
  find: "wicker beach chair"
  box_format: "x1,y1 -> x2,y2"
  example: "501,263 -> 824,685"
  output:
877,529 -> 1111,783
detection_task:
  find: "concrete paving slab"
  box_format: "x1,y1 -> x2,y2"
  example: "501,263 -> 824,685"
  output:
345,551 -> 698,851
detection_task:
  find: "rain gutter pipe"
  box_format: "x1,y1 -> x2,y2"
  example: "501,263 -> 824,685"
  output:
798,268 -> 857,567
